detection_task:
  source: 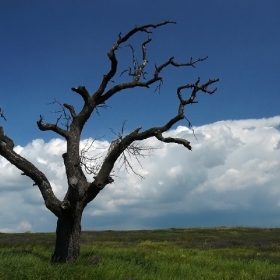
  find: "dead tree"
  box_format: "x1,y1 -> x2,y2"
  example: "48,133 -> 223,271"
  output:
0,21 -> 219,262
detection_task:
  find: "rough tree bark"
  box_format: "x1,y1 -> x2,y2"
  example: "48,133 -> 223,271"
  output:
0,21 -> 219,262
52,203 -> 83,262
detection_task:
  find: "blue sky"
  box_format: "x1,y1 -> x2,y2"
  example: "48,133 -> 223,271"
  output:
1,1 -> 280,232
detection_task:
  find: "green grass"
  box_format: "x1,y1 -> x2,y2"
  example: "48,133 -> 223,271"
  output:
1,227 -> 280,279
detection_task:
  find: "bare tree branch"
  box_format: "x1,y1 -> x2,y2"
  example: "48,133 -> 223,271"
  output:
131,78 -> 219,148
0,126 -> 14,149
106,121 -> 156,178
0,108 -> 7,121
37,115 -> 69,139
121,38 -> 151,82
48,99 -> 73,130
126,44 -> 139,77
117,140 -> 154,179
154,130 -> 191,150
71,86 -> 90,104
89,78 -> 219,190
114,21 -> 176,46
0,127 -> 62,217
98,56 -> 210,105
170,56 -> 208,68
93,20 -> 176,101
63,103 -> 77,119
79,138 -> 105,176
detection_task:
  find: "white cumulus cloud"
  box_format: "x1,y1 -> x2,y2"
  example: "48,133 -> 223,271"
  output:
1,116 -> 280,232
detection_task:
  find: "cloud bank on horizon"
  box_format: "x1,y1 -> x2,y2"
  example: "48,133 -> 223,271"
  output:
1,116 -> 280,232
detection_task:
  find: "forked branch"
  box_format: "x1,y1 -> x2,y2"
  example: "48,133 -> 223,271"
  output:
133,77 -> 219,149
98,55 -> 211,105
106,122 -> 156,178
93,20 -> 176,101
37,115 -> 69,139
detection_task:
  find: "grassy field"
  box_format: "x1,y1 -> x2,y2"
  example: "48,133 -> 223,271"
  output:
1,227 -> 280,279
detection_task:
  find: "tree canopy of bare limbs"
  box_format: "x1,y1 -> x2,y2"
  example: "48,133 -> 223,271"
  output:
0,21 -> 219,262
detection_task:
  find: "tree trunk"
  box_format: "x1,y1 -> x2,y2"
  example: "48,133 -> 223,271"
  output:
51,206 -> 83,263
